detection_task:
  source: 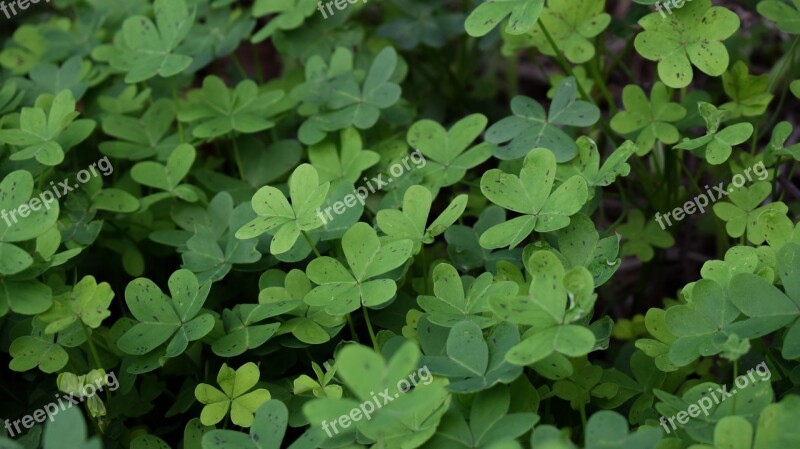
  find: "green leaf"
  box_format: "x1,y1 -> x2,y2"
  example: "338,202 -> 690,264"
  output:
465,0 -> 544,37
408,114 -> 493,188
178,76 -> 284,139
108,0 -> 196,83
480,148 -> 589,249
528,0 -> 611,64
0,90 -> 94,166
635,0 -> 740,88
486,78 -> 600,161
610,82 -> 686,154
117,270 -> 214,368
720,61 -> 774,118
236,164 -> 330,254
195,362 -> 271,427
304,223 -> 412,314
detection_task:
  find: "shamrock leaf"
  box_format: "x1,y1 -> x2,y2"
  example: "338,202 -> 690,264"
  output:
420,385 -> 537,447
635,308 -> 679,372
528,0 -> 612,64
552,214 -> 621,286
654,380 -> 773,444
0,90 -> 95,166
298,47 -> 402,145
720,61 -> 774,119
712,182 -> 788,244
100,98 -> 179,160
664,279 -> 741,366
465,0 -> 544,37
179,6 -> 256,73
407,113 -> 493,188
418,263 -> 518,328
201,400 -> 325,449
37,275 -> 114,334
422,322 -> 524,393
25,56 -> 89,101
595,351 -> 668,424
0,170 -> 60,244
98,85 -> 151,115
105,0 -> 195,83
444,206 -> 524,272
117,270 -> 215,372
131,143 -> 200,207
490,251 -> 598,365
757,0 -> 800,34
635,0 -> 740,88
479,148 -> 589,249
251,0 -> 318,43
235,164 -> 330,255
486,77 -> 600,161
303,341 -> 450,448
618,209 -> 674,262
294,361 -> 342,399
304,223 -> 413,315
610,82 -> 686,154
377,185 -> 468,254
178,76 -> 284,139
195,362 -> 271,427
674,102 -> 753,165
212,301 -> 298,357
553,360 -> 618,411
730,246 -> 800,359
180,193 -> 262,283
376,0 -> 466,50
558,137 -> 638,193
308,127 -> 379,184
0,80 -> 24,115
41,407 -> 103,449
764,121 -> 800,164
584,411 -> 662,449
259,269 -> 345,344
9,319 -> 68,373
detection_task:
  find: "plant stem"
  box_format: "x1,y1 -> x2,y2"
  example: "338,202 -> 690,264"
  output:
232,137 -> 246,181
590,52 -> 616,114
506,53 -> 519,98
82,322 -> 103,371
538,20 -> 590,101
362,306 -> 379,351
346,314 -> 360,343
302,231 -> 321,258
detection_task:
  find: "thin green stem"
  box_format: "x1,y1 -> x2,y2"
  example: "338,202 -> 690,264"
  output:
754,36 -> 800,148
362,306 -> 379,351
301,231 -> 321,258
506,53 -> 519,98
81,322 -> 103,371
590,53 -> 616,113
232,137 -> 246,181
346,314 -> 360,343
539,20 -> 590,100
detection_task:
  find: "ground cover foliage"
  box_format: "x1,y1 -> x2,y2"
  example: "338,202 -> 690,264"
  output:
2,0 -> 800,448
